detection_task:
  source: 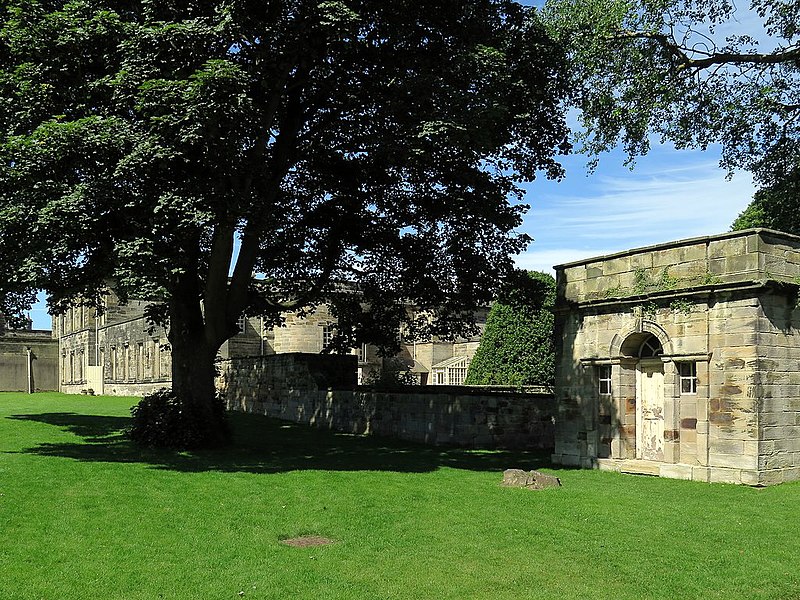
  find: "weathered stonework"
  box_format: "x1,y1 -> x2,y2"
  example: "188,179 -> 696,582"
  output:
552,228 -> 800,485
0,316 -> 58,391
501,469 -> 561,490
54,296 -> 173,395
218,353 -> 555,450
54,292 -> 483,395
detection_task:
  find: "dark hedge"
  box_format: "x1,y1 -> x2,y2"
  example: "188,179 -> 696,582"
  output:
464,270 -> 555,386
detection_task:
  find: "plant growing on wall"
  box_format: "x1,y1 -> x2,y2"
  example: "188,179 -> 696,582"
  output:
465,270 -> 555,386
0,0 -> 570,447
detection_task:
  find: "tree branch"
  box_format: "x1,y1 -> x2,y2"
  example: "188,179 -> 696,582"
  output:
203,219 -> 236,345
260,229 -> 345,312
608,29 -> 800,71
225,63 -> 314,329
681,47 -> 800,70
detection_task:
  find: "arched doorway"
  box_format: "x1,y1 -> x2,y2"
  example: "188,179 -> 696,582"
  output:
635,334 -> 664,461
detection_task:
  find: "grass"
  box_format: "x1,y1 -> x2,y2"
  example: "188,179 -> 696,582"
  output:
2,392 -> 800,600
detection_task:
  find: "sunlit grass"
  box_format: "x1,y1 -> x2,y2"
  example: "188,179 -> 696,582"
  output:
2,392 -> 799,599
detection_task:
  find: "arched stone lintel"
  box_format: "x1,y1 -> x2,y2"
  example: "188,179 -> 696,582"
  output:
609,320 -> 673,358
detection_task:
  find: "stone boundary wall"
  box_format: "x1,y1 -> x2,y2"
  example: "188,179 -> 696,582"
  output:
0,330 -> 58,392
217,354 -> 556,450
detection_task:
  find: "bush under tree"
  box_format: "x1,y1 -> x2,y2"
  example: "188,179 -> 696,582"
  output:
129,389 -> 230,449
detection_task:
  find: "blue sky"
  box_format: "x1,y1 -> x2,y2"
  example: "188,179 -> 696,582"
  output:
515,145 -> 754,273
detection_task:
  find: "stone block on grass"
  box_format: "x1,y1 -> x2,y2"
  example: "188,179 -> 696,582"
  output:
501,469 -> 561,490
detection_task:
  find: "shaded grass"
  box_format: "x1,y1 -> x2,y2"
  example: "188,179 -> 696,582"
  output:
1,392 -> 800,599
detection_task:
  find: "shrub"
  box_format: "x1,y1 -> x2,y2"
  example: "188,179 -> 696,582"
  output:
128,388 -> 230,449
464,270 -> 555,387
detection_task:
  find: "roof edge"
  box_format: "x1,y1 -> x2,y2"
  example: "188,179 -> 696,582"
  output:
553,228 -> 800,271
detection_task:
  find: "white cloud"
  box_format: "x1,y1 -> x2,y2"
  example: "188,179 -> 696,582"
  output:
519,150 -> 755,272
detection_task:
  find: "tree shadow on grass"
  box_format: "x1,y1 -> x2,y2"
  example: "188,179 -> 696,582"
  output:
6,410 -> 554,475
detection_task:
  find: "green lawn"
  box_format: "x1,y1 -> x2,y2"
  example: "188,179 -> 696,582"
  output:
1,392 -> 799,599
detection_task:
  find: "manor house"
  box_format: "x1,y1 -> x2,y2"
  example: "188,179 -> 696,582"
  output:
552,228 -> 800,486
54,294 -> 482,395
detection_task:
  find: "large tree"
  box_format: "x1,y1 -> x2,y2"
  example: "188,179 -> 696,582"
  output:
0,1 -> 570,444
542,0 -> 800,178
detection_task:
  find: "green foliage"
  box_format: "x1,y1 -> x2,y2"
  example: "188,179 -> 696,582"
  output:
701,271 -> 721,286
465,270 -> 555,386
610,268 -> 720,301
543,0 -> 800,181
731,199 -> 769,231
0,0 -> 571,433
732,149 -> 800,235
640,301 -> 659,319
362,360 -> 416,391
633,267 -> 679,295
669,298 -> 692,315
128,388 -> 229,449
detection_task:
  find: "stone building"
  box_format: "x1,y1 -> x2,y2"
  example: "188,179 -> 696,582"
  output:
54,292 -> 481,395
0,313 -> 58,392
54,295 -> 172,396
391,332 -> 481,385
552,228 -> 800,486
270,305 -> 484,385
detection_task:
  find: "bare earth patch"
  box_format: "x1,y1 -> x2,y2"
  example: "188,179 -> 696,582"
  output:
280,535 -> 336,548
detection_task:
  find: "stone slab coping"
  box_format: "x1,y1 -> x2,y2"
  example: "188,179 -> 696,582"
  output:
2,330 -> 55,339
553,228 -> 800,270
558,279 -> 791,310
580,353 -> 712,365
353,384 -> 554,397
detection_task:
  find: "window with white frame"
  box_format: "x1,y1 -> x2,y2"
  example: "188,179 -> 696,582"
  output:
449,365 -> 468,385
353,343 -> 368,362
322,324 -> 335,348
679,362 -> 697,395
430,356 -> 470,386
639,335 -> 663,358
598,365 -> 612,395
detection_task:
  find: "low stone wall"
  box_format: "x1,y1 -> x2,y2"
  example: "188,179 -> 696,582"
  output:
0,330 -> 58,392
218,354 -> 555,450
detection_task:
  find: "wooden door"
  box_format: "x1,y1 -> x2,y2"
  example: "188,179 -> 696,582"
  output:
636,360 -> 665,461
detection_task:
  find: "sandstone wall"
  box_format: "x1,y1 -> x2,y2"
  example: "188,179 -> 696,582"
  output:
558,229 -> 800,306
99,317 -> 170,393
218,354 -> 555,450
0,330 -> 58,392
752,291 -> 800,485
553,229 -> 800,485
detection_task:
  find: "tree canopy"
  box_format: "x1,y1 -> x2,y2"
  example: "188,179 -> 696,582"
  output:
731,148 -> 800,233
464,270 -> 555,387
542,0 -> 800,179
0,0 -> 571,444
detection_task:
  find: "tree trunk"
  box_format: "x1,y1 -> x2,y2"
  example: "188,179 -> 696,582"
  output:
166,276 -> 230,448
